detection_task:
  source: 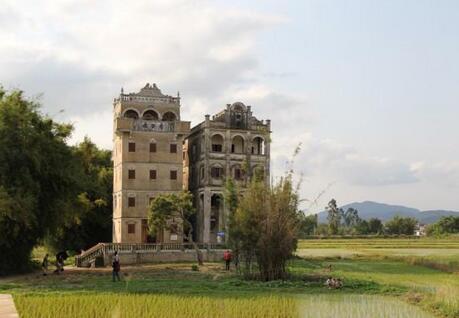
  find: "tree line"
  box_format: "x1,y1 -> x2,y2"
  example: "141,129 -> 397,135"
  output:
298,199 -> 459,237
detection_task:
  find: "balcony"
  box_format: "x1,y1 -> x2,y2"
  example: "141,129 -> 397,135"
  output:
115,118 -> 190,133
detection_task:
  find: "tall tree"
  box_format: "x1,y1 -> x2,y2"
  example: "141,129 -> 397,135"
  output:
0,88 -> 80,274
354,219 -> 370,235
385,216 -> 417,235
148,191 -> 203,265
45,137 -> 113,252
427,216 -> 459,236
326,199 -> 342,235
298,213 -> 318,237
343,208 -> 360,228
368,218 -> 383,234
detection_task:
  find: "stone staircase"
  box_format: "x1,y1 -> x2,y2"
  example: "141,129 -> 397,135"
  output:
75,242 -> 226,267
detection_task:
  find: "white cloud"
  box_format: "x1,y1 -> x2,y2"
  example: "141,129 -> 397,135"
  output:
411,161 -> 459,188
1,0 -> 457,211
0,0 -> 284,128
68,110 -> 113,149
291,136 -> 419,187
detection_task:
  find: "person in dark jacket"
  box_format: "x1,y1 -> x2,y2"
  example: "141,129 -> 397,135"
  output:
112,251 -> 121,282
42,254 -> 49,276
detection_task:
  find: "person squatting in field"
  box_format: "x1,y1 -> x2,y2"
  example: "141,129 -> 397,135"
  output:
325,277 -> 343,289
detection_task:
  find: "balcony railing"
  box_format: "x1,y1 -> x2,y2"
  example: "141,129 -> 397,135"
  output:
75,242 -> 226,267
115,118 -> 190,133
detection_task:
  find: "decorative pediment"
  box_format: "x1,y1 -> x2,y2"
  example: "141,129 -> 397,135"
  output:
136,83 -> 165,97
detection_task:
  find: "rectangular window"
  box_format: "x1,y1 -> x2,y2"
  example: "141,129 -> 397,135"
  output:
128,223 -> 135,234
211,167 -> 223,179
170,144 -> 177,153
150,143 -> 157,153
128,142 -> 136,152
150,169 -> 157,180
128,197 -> 135,207
234,168 -> 242,180
212,144 -> 222,152
170,170 -> 177,180
149,197 -> 154,206
128,169 -> 136,179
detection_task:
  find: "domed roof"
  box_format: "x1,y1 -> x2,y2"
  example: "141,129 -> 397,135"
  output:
231,102 -> 246,111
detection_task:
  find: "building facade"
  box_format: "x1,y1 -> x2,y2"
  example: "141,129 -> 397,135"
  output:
112,83 -> 190,243
113,84 -> 271,244
185,102 -> 271,243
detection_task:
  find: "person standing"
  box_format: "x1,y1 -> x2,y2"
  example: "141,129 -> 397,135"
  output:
41,254 -> 49,276
54,254 -> 63,274
223,250 -> 232,271
112,251 -> 121,282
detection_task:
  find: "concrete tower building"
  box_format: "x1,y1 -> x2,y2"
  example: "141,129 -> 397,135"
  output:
185,102 -> 271,243
112,83 -> 190,243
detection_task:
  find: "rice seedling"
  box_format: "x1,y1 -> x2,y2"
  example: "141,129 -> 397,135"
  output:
14,293 -> 434,318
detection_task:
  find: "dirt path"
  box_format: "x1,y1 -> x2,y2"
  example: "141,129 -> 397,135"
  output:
0,262 -> 227,283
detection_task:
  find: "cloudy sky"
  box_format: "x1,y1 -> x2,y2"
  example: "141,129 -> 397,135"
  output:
1,0 -> 458,212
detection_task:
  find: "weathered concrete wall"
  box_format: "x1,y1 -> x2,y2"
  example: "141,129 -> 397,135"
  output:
102,250 -> 225,267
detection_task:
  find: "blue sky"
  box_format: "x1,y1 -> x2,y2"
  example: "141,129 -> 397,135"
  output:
1,0 -> 458,211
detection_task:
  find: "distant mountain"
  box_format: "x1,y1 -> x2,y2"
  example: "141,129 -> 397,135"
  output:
317,201 -> 459,224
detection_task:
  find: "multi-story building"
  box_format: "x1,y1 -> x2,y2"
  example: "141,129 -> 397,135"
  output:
112,83 -> 190,243
185,102 -> 271,243
112,83 -> 271,244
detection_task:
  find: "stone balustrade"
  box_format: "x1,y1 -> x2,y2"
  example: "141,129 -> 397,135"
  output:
75,242 -> 226,267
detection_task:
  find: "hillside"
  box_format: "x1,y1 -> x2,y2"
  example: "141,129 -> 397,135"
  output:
317,201 -> 459,224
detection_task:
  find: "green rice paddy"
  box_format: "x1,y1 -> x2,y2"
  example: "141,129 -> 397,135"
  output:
14,293 -> 434,318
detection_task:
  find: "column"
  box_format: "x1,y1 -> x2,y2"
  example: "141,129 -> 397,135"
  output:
203,188 -> 211,243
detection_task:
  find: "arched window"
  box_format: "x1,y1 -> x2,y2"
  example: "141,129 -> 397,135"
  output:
251,137 -> 264,155
211,134 -> 224,152
210,194 -> 223,232
142,109 -> 159,120
162,112 -> 177,121
231,135 -> 245,153
124,109 -> 139,119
